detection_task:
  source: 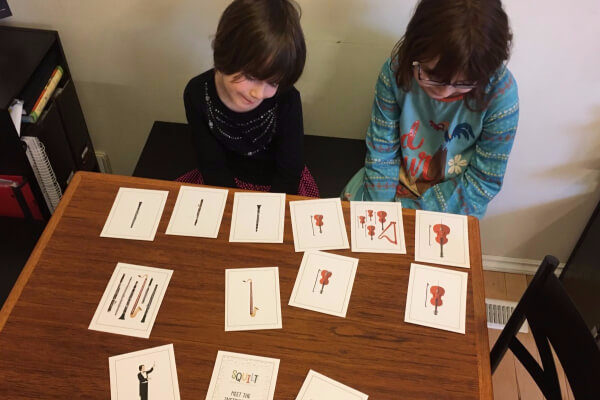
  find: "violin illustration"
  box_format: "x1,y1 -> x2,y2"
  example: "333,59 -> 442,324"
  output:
429,284 -> 445,315
318,269 -> 332,294
314,215 -> 324,234
432,223 -> 450,258
376,210 -> 387,230
243,279 -> 259,317
367,225 -> 376,240
367,210 -> 374,221
358,215 -> 366,228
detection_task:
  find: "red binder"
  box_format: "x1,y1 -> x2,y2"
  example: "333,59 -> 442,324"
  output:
0,175 -> 43,220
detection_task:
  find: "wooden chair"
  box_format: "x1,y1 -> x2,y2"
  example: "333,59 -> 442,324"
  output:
490,255 -> 600,399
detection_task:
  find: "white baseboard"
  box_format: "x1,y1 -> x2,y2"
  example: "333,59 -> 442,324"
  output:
482,255 -> 565,276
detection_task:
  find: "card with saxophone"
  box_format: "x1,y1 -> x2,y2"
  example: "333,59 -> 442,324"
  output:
225,267 -> 282,331
89,262 -> 173,338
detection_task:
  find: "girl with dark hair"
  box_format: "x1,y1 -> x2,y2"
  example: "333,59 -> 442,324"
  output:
180,0 -> 318,196
343,0 -> 519,218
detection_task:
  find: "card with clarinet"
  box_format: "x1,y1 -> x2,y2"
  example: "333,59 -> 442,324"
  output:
404,263 -> 468,334
205,351 -> 280,400
295,370 -> 369,400
350,201 -> 406,254
101,187 -> 169,241
289,198 -> 349,252
229,192 -> 286,243
109,344 -> 181,400
414,210 -> 470,268
89,262 -> 173,338
288,251 -> 359,318
166,186 -> 228,238
225,267 -> 282,331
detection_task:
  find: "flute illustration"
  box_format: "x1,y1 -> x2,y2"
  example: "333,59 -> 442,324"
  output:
142,277 -> 154,304
130,201 -> 142,228
108,273 -> 125,312
194,199 -> 204,226
255,205 -> 261,232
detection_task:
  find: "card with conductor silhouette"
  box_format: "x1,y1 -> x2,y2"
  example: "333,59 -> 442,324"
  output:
289,198 -> 349,252
89,262 -> 172,338
414,210 -> 470,268
229,192 -> 286,243
225,267 -> 282,331
288,251 -> 359,318
404,263 -> 468,334
350,201 -> 406,254
109,344 -> 181,400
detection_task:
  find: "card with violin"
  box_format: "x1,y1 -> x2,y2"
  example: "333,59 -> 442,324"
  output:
404,263 -> 468,334
225,267 -> 283,331
295,370 -> 369,400
414,210 -> 470,269
229,192 -> 286,243
289,198 -> 349,252
166,185 -> 228,238
288,251 -> 359,318
350,201 -> 406,254
89,262 -> 173,338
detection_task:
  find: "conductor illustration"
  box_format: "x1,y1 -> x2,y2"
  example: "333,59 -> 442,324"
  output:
137,363 -> 155,400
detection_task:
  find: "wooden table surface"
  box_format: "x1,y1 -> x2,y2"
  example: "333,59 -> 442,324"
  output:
0,172 -> 492,399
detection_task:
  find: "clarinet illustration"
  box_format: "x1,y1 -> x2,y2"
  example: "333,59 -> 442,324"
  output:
108,273 -> 125,312
194,199 -> 203,226
115,276 -> 132,316
255,204 -> 261,232
119,281 -> 138,320
142,278 -> 154,304
141,284 -> 158,323
130,201 -> 142,228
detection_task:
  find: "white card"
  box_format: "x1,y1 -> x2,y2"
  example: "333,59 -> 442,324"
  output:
89,262 -> 173,338
295,370 -> 368,400
109,344 -> 180,400
289,198 -> 349,252
404,263 -> 468,334
288,251 -> 359,318
205,351 -> 280,400
350,201 -> 406,254
414,210 -> 470,268
101,187 -> 168,241
229,192 -> 286,243
225,267 -> 282,331
166,186 -> 228,238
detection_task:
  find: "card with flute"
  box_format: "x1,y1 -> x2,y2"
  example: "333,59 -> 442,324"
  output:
89,262 -> 173,338
229,192 -> 286,243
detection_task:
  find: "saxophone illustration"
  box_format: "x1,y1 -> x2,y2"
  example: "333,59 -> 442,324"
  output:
243,279 -> 259,317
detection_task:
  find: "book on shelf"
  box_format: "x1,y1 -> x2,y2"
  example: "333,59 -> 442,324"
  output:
22,65 -> 64,123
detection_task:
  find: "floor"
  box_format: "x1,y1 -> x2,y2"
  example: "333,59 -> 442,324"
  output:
483,271 -> 574,399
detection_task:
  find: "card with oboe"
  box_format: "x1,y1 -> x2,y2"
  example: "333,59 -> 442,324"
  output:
229,192 -> 286,243
89,262 -> 173,338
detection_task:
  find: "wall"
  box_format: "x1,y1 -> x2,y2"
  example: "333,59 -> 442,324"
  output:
2,0 -> 600,262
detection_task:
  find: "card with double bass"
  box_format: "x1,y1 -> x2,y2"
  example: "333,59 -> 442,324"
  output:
414,210 -> 470,269
350,201 -> 406,254
89,262 -> 173,338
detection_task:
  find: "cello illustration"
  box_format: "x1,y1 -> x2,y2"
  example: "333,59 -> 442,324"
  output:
432,223 -> 450,257
243,279 -> 259,317
376,210 -> 387,230
367,225 -> 376,240
429,284 -> 445,315
314,215 -> 324,234
318,269 -> 332,294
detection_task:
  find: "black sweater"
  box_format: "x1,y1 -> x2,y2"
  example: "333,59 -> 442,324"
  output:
184,69 -> 304,194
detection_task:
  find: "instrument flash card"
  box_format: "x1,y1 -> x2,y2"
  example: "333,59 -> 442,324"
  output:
205,351 -> 280,400
404,263 -> 468,334
225,267 -> 282,331
101,187 -> 168,241
350,201 -> 406,254
109,344 -> 181,400
295,370 -> 368,400
414,210 -> 470,268
229,192 -> 286,243
166,186 -> 228,238
288,251 -> 359,318
289,198 -> 349,252
89,262 -> 173,338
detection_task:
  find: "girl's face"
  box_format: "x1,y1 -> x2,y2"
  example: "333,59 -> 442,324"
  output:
413,59 -> 475,101
215,72 -> 279,112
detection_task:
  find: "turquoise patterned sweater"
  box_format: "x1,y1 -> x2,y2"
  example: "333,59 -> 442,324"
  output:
345,58 -> 519,219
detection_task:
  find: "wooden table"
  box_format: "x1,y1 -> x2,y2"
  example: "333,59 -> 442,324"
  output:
0,172 -> 492,399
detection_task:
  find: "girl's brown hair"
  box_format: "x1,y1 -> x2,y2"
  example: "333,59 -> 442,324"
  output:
213,0 -> 306,89
392,0 -> 512,111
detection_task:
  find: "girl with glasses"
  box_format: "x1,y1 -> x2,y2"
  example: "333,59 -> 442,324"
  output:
343,0 -> 519,218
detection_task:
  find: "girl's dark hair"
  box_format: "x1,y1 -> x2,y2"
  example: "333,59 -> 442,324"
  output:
392,0 -> 512,111
213,0 -> 306,89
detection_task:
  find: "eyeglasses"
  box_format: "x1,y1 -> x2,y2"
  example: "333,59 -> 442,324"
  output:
412,61 -> 478,90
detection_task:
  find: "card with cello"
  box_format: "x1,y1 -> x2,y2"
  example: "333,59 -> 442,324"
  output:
289,198 -> 349,252
295,370 -> 368,400
288,251 -> 359,318
89,262 -> 173,338
414,210 -> 470,268
404,263 -> 468,334
225,267 -> 282,331
350,201 -> 406,254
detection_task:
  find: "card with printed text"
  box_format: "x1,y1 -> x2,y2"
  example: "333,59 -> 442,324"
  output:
414,210 -> 470,268
350,201 -> 406,254
166,186 -> 228,238
289,198 -> 349,252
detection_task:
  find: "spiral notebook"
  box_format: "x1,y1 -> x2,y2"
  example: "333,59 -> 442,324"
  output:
21,136 -> 62,213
